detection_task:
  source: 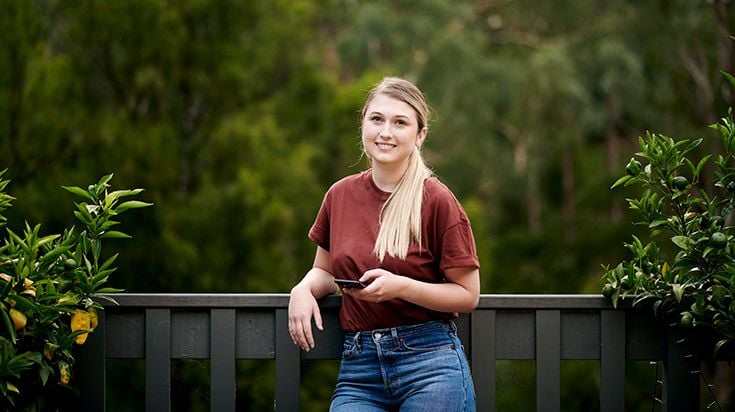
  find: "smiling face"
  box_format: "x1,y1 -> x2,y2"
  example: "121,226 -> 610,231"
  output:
361,94 -> 427,172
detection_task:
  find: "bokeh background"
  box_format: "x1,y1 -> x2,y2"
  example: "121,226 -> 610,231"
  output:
1,0 -> 733,410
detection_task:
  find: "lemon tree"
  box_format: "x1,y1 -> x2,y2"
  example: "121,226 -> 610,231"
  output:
602,71 -> 735,356
0,172 -> 151,409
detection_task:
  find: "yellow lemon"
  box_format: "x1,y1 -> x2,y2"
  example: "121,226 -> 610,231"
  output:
9,308 -> 26,330
71,309 -> 91,345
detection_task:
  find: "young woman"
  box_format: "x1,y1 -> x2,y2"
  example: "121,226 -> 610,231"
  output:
288,77 -> 480,411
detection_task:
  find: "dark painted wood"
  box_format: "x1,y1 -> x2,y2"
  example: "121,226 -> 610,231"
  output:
471,310 -> 496,412
275,308 -> 300,412
211,309 -> 236,411
663,326 -> 699,411
79,310 -> 106,411
146,309 -> 171,412
75,294 -> 707,412
601,310 -> 625,412
536,310 -> 560,412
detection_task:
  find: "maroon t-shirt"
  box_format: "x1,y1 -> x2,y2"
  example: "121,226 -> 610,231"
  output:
309,170 -> 480,332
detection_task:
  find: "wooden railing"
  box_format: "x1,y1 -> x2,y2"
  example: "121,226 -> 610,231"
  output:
78,294 -> 704,411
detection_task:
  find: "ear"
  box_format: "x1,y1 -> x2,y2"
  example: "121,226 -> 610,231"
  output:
416,127 -> 427,148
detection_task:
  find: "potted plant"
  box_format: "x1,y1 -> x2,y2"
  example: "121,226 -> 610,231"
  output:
601,70 -> 735,357
0,172 -> 151,410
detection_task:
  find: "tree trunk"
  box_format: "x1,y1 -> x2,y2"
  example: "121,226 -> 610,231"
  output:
562,149 -> 576,243
528,163 -> 541,235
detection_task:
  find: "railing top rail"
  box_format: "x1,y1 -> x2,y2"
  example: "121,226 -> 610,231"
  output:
96,293 -> 617,310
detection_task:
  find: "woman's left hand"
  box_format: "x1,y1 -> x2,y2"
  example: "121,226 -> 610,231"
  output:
342,268 -> 408,303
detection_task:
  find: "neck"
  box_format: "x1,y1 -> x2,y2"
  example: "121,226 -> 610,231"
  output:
371,162 -> 407,193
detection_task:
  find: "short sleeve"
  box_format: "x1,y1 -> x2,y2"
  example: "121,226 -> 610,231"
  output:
438,219 -> 480,271
308,190 -> 331,251
422,179 -> 480,272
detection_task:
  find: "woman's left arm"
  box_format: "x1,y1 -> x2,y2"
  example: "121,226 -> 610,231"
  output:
345,266 -> 480,313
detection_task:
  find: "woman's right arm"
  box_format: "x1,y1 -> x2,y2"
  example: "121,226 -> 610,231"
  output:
288,246 -> 338,351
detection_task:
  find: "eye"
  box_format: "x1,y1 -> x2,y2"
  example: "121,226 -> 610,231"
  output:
370,115 -> 383,123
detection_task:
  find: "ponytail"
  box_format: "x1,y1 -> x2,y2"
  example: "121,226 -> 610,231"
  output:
374,146 -> 432,261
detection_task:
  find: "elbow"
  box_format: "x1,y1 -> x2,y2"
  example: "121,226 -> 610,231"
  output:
459,292 -> 480,313
468,294 -> 480,312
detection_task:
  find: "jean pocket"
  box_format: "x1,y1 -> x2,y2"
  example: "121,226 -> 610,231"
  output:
399,334 -> 456,353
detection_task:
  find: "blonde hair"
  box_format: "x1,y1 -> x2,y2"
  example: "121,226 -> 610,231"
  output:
360,77 -> 433,261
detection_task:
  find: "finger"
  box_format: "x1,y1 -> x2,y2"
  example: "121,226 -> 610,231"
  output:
360,268 -> 384,283
313,304 -> 324,331
290,315 -> 310,350
301,319 -> 314,351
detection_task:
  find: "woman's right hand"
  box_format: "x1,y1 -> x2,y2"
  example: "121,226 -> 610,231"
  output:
288,284 -> 323,352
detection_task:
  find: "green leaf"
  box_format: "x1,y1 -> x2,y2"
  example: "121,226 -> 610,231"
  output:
722,70 -> 735,89
648,218 -> 669,229
694,154 -> 712,178
0,309 -> 17,344
96,173 -> 114,189
99,220 -> 120,231
39,245 -> 71,266
39,363 -> 52,385
10,294 -> 35,313
114,200 -> 153,213
611,288 -> 620,308
672,284 -> 685,303
108,189 -> 144,200
95,287 -> 124,293
6,382 -> 19,394
715,339 -> 732,358
37,234 -> 60,248
99,254 -> 118,271
61,185 -> 94,202
73,210 -> 92,225
671,236 -> 694,250
610,175 -> 632,189
100,231 -> 132,239
6,229 -> 28,251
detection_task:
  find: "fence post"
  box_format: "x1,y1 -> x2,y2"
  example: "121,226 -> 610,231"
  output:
275,308 -> 300,411
471,310 -> 496,412
662,326 -> 699,412
536,310 -> 560,412
79,310 -> 106,411
146,309 -> 171,412
600,310 -> 625,412
211,309 -> 236,411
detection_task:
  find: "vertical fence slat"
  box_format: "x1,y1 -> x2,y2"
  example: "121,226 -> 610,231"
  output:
275,308 -> 300,412
146,309 -> 171,412
471,310 -> 496,412
601,310 -> 625,412
79,309 -> 106,411
211,309 -> 236,411
663,326 -> 699,412
536,310 -> 560,412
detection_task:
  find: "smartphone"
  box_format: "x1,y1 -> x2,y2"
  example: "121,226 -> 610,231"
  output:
334,279 -> 366,289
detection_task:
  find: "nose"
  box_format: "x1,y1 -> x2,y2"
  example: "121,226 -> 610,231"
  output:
379,124 -> 393,139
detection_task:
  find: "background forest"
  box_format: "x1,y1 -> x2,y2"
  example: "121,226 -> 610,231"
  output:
1,0 -> 733,410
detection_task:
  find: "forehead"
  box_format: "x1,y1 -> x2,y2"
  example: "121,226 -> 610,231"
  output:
365,94 -> 417,119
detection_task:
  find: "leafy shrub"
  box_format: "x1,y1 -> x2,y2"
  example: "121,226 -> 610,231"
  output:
0,172 -> 151,410
601,70 -> 735,356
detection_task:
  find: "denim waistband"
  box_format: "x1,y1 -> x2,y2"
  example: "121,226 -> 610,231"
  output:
345,319 -> 456,343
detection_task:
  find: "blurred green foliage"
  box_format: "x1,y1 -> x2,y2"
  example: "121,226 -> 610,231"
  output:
1,0 -> 733,409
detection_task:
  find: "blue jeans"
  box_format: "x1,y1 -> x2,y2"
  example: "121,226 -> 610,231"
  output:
330,320 -> 476,412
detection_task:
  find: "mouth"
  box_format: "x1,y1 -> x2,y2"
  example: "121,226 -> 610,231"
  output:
376,142 -> 396,150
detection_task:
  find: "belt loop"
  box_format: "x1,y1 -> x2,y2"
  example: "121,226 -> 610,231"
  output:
390,327 -> 400,346
354,331 -> 362,351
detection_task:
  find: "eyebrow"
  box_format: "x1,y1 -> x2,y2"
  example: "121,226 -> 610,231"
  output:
368,111 -> 411,120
